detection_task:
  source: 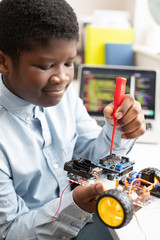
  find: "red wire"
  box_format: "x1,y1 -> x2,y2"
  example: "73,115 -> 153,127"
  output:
52,179 -> 86,222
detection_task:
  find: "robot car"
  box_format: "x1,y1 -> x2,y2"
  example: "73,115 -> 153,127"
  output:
64,154 -> 160,229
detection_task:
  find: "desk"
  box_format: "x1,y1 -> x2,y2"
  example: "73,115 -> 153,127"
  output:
113,142 -> 160,240
128,142 -> 160,171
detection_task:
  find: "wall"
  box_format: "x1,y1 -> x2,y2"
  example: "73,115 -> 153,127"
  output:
133,0 -> 160,69
67,0 -> 160,69
66,0 -> 135,24
134,0 -> 160,51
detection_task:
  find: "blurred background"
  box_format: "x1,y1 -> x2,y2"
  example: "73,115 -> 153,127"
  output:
66,0 -> 160,70
66,0 -> 160,145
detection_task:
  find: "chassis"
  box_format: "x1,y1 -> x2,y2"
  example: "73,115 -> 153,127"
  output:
64,154 -> 160,229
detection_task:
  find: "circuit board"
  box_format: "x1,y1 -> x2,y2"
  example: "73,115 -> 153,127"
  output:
99,154 -> 135,176
64,154 -> 135,181
64,154 -> 160,209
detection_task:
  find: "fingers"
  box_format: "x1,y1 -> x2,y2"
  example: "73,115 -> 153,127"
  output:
119,114 -> 146,139
73,182 -> 105,213
114,94 -> 135,120
104,94 -> 146,139
103,102 -> 114,125
104,95 -> 135,125
116,95 -> 146,139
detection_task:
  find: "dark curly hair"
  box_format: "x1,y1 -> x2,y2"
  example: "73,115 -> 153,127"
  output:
0,0 -> 79,63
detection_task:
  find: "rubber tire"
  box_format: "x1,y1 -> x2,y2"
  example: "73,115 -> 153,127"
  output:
140,167 -> 160,182
96,189 -> 134,229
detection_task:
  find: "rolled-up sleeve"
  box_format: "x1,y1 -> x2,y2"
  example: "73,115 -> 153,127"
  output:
0,167 -> 92,240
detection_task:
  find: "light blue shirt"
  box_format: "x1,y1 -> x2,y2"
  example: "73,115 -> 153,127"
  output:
0,77 -> 135,240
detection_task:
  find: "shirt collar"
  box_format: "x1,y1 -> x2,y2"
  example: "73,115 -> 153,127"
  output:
0,75 -> 42,122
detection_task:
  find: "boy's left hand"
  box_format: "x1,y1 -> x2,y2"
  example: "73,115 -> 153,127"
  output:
103,94 -> 146,139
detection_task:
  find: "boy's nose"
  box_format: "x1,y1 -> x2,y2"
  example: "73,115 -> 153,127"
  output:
49,68 -> 70,83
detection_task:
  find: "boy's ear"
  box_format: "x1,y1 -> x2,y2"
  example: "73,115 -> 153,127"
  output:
0,51 -> 8,74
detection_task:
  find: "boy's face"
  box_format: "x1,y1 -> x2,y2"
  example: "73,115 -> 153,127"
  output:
2,39 -> 77,107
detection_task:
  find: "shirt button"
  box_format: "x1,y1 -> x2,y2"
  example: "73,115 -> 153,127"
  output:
62,236 -> 67,240
80,216 -> 87,221
54,164 -> 59,169
25,115 -> 31,121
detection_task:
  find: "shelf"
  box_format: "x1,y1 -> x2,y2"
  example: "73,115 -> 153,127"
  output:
133,44 -> 160,61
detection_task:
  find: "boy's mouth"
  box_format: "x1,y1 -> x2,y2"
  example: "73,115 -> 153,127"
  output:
43,86 -> 66,97
43,88 -> 64,92
43,83 -> 69,94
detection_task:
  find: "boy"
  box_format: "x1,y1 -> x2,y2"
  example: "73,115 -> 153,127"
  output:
0,0 -> 145,239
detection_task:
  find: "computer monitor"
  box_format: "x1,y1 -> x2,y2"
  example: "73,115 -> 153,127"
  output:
78,64 -> 159,143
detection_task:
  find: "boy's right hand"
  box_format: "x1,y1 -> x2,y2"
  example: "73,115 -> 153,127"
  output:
73,182 -> 105,213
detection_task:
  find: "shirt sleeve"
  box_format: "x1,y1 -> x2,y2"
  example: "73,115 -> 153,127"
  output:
0,165 -> 92,240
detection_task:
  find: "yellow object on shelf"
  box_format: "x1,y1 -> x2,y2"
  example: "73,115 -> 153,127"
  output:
84,25 -> 134,65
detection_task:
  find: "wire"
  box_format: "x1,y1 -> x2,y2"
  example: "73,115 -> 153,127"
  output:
52,179 -> 86,222
134,211 -> 147,240
128,178 -> 156,240
128,178 -> 156,199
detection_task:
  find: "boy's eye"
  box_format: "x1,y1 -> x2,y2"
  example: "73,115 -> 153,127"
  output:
36,61 -> 74,70
38,65 -> 53,70
65,62 -> 73,67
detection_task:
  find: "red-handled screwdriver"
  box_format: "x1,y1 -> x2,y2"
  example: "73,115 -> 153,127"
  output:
110,77 -> 127,155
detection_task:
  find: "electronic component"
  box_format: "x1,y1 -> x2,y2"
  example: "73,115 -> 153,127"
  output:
150,183 -> 160,198
64,158 -> 98,179
64,154 -> 160,229
99,154 -> 135,177
141,168 -> 155,185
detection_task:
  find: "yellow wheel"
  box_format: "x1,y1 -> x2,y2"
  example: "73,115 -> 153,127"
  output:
96,189 -> 134,229
97,196 -> 124,228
